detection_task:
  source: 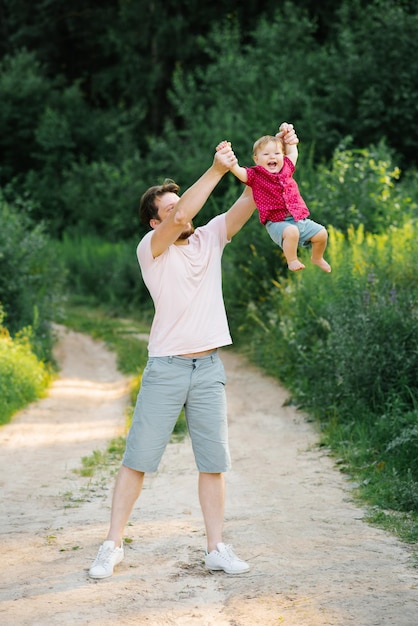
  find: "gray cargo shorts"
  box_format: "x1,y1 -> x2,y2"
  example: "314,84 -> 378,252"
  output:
123,351 -> 231,473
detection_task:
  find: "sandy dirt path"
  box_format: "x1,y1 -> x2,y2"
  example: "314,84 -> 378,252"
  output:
0,325 -> 417,625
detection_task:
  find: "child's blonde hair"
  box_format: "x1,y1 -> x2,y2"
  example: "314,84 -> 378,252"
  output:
252,135 -> 284,156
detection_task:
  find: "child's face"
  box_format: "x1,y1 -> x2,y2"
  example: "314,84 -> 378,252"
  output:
253,140 -> 284,173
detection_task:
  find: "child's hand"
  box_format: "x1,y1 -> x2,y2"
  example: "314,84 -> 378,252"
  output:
216,140 -> 231,151
277,122 -> 299,145
278,122 -> 293,134
214,141 -> 237,170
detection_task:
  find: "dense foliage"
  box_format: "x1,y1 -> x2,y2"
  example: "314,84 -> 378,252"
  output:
0,1 -> 417,239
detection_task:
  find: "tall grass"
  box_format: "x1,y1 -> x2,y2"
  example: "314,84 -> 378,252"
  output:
57,233 -> 151,315
229,221 -> 418,539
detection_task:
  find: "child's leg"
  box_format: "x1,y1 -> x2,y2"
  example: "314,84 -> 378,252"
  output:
282,224 -> 305,271
310,229 -> 331,273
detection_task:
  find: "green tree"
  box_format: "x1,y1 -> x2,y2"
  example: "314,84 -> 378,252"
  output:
312,0 -> 418,164
0,0 -> 278,139
0,50 -> 51,182
142,4 -> 320,198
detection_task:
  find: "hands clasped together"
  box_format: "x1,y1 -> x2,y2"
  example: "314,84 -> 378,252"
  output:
215,122 -> 299,171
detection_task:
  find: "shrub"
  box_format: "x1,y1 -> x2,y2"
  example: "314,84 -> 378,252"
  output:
21,150 -> 148,239
0,194 -> 65,359
0,321 -> 51,425
248,222 -> 418,415
298,139 -> 415,234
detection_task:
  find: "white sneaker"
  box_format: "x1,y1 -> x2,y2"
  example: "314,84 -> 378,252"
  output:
205,542 -> 249,574
88,540 -> 124,579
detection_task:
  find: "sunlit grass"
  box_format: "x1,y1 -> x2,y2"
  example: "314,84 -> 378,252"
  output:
0,326 -> 52,425
77,436 -> 127,477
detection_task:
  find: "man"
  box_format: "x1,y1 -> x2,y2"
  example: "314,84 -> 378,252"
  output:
89,126 -> 298,579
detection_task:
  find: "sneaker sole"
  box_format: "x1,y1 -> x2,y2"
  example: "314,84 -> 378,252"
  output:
88,569 -> 114,579
206,565 -> 249,575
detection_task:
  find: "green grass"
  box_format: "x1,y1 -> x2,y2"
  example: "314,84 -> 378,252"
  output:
325,404 -> 418,544
362,508 -> 418,547
77,436 -> 127,477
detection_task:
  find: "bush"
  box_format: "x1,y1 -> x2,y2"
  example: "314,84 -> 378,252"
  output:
0,320 -> 51,425
0,193 -> 66,359
299,140 -> 414,234
58,156 -> 147,240
245,222 -> 418,416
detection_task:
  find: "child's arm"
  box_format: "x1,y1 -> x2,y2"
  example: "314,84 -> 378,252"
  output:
277,122 -> 299,166
284,142 -> 298,166
216,140 -> 248,183
230,161 -> 248,183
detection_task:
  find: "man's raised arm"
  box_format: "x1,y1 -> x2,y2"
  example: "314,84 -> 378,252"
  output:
150,143 -> 237,257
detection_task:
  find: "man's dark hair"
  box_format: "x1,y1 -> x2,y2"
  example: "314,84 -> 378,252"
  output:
139,179 -> 180,227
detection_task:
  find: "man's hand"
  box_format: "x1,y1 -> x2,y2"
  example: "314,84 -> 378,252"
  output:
277,122 -> 299,145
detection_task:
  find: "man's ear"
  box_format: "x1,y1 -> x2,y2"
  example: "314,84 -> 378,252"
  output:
149,218 -> 159,230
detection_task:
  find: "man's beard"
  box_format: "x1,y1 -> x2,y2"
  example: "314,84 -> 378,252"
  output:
177,224 -> 195,241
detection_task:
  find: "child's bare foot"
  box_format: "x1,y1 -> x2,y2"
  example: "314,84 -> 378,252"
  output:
288,259 -> 305,271
311,257 -> 331,273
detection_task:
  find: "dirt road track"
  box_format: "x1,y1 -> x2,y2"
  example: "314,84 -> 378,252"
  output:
0,325 -> 417,625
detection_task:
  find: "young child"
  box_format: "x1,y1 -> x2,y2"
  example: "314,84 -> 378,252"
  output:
222,123 -> 331,273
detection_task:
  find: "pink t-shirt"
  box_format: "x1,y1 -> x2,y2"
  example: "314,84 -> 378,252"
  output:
137,214 -> 232,357
245,156 -> 310,224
